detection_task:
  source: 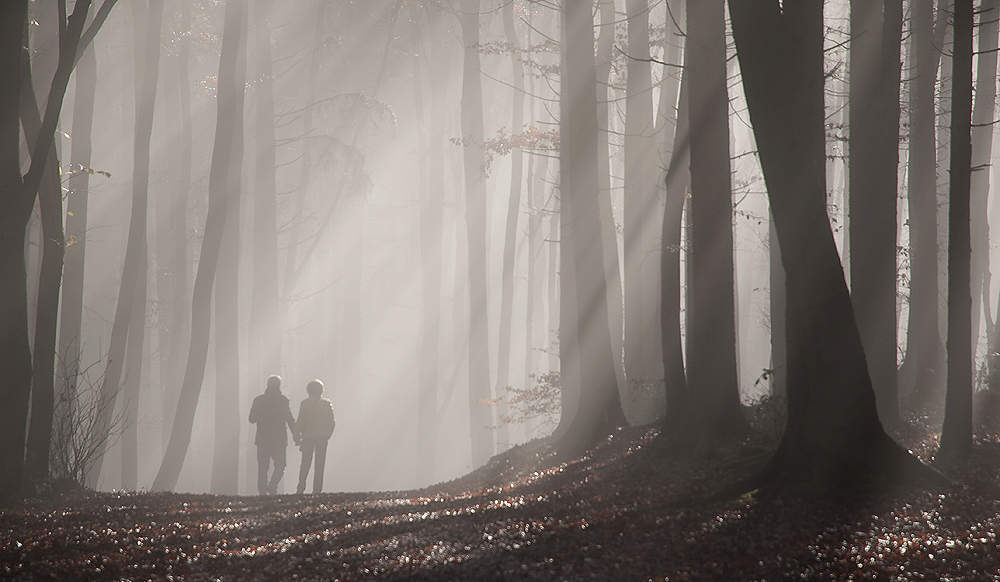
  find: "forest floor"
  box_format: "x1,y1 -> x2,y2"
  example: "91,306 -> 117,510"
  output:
3,423 -> 1000,581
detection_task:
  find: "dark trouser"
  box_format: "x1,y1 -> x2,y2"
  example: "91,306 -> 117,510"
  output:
297,438 -> 329,494
256,442 -> 286,495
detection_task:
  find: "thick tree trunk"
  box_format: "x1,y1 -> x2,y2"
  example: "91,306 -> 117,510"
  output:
153,0 -> 245,492
939,0 -> 974,459
559,0 -> 626,453
684,0 -> 747,443
848,0 -> 903,432
460,0 -> 494,466
729,0 -> 934,493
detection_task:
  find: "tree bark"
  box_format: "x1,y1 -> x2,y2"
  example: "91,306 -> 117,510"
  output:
87,0 -> 161,488
56,41 -> 97,475
559,0 -> 626,453
939,0 -> 974,459
848,0 -> 903,432
685,0 -> 748,444
899,0 -> 947,413
729,0 -> 934,493
1,0 -> 91,502
211,0 -> 248,495
624,0 -> 663,404
460,0 -> 494,466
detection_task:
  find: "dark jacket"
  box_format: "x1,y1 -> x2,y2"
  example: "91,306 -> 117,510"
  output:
249,386 -> 295,447
294,396 -> 336,442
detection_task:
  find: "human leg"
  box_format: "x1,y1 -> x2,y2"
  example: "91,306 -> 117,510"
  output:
267,444 -> 286,495
312,439 -> 329,494
297,440 -> 315,494
256,445 -> 269,495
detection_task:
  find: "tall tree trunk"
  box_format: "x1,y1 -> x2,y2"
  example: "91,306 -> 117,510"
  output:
56,41 -> 97,471
460,0 -> 494,466
153,0 -> 245,492
596,0 -> 627,408
249,0 -> 281,396
121,246 -> 146,490
493,0 -> 526,451
624,0 -> 663,404
729,0 -> 934,492
848,0 -> 903,432
684,0 -> 747,443
24,148 -> 62,489
416,4 -> 447,484
974,0 -> 1000,403
939,0 -> 974,459
560,0 -> 626,452
900,0 -> 947,412
211,0 -> 248,495
661,50 -> 689,429
1,0 -> 92,502
87,0 -> 161,488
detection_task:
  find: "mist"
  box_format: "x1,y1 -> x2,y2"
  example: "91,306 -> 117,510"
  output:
10,0 -> 995,498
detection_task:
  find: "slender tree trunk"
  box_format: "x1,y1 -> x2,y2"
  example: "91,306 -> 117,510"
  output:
2,0 -> 92,502
416,4 -> 447,484
56,41 -> 97,470
939,0 -> 974,459
624,0 -> 662,404
685,0 -> 747,443
211,0 -> 248,495
249,0 -> 281,393
121,245 -> 146,490
460,0 -> 494,466
162,0 -> 192,453
595,0 -> 627,408
900,0 -> 947,412
153,0 -> 245,492
493,0 -> 526,451
848,0 -> 903,432
973,0 -> 999,403
661,52 -> 689,429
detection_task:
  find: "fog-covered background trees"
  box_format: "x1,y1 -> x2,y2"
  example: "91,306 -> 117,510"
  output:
3,0 -> 999,500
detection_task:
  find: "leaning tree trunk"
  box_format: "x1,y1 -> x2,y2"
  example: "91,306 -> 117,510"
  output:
729,0 -> 935,493
939,0 -> 974,459
153,0 -> 245,492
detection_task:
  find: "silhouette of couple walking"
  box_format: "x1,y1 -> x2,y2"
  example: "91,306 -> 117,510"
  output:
248,375 -> 336,495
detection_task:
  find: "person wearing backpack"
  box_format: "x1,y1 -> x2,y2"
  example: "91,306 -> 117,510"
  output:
293,379 -> 336,494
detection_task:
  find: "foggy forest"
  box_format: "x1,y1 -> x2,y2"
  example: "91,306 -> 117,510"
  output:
6,0 -> 1000,579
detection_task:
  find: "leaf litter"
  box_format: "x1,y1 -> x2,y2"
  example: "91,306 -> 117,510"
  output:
3,426 -> 1000,581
